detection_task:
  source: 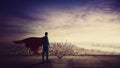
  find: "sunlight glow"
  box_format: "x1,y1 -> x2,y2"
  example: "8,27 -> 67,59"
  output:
27,9 -> 120,43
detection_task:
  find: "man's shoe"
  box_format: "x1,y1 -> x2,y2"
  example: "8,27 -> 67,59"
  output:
40,61 -> 45,64
46,60 -> 50,63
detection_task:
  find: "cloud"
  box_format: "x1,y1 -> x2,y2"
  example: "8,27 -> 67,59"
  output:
91,0 -> 120,13
0,0 -> 120,43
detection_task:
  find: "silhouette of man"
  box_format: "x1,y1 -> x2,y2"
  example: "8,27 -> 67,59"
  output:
42,32 -> 50,63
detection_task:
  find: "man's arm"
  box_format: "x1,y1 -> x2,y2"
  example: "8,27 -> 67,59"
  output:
47,37 -> 50,47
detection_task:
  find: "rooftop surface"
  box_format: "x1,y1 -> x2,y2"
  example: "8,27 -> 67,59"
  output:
0,56 -> 120,68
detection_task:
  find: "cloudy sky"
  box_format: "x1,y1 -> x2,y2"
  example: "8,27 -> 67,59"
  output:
0,0 -> 120,43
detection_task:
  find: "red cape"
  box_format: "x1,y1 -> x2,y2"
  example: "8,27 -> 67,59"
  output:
13,37 -> 45,54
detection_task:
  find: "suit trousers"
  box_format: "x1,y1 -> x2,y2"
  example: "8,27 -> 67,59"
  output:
42,46 -> 49,61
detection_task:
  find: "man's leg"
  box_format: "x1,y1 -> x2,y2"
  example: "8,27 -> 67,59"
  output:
42,49 -> 45,62
46,50 -> 48,61
46,47 -> 49,62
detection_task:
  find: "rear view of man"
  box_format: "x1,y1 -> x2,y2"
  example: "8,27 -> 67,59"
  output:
42,32 -> 50,63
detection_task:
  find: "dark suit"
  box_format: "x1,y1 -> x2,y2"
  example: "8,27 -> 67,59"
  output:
42,36 -> 50,61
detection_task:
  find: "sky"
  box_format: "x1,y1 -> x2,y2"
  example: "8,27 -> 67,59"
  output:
0,0 -> 120,43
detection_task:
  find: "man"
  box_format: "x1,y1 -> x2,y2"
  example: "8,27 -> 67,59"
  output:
42,32 -> 50,63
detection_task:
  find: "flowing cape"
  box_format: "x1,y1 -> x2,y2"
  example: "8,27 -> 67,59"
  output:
13,37 -> 45,54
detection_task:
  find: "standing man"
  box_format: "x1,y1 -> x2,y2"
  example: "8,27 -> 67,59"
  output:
42,32 -> 50,63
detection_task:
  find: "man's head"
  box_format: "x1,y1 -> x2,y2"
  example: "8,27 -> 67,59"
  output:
45,32 -> 48,36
